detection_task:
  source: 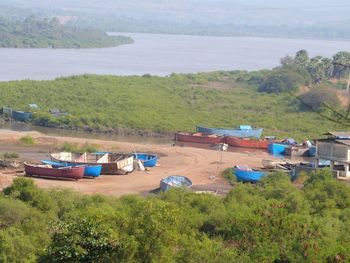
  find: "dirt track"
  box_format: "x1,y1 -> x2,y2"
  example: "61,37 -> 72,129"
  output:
0,130 -> 276,196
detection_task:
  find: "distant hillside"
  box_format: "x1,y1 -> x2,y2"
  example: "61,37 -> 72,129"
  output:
0,16 -> 134,48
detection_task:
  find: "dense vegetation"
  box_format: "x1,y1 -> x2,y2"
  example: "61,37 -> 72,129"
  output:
0,58 -> 349,140
0,16 -> 134,48
0,170 -> 350,262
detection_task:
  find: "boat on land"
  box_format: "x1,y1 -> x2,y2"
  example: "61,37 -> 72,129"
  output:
233,165 -> 267,182
160,176 -> 193,191
24,162 -> 84,180
41,160 -> 102,177
133,153 -> 158,167
175,132 -> 225,144
225,137 -> 276,149
196,125 -> 263,138
268,143 -> 290,156
50,152 -> 134,175
11,110 -> 32,122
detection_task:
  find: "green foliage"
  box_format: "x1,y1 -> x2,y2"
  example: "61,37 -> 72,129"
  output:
19,135 -> 35,145
44,218 -> 122,263
0,16 -> 134,48
299,88 -> 340,112
0,152 -> 19,159
1,171 -> 350,262
0,72 -> 345,141
58,142 -> 100,153
258,65 -> 311,93
221,168 -> 236,185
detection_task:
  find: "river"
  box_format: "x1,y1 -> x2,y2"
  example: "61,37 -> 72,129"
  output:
0,33 -> 350,81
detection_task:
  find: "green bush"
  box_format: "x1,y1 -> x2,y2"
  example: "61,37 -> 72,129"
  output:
258,65 -> 311,93
1,152 -> 19,159
19,135 -> 35,145
59,142 -> 99,153
299,87 -> 340,112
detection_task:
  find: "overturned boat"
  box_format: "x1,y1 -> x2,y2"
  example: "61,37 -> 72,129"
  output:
233,165 -> 267,183
196,125 -> 263,138
24,162 -> 84,180
50,152 -> 134,175
133,153 -> 158,167
160,176 -> 192,191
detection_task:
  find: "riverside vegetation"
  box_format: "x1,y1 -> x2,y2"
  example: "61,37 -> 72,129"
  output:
0,170 -> 349,262
0,50 -> 349,140
0,16 -> 133,48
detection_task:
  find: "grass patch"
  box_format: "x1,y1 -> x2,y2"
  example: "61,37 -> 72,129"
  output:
221,168 -> 237,185
1,152 -> 19,159
20,135 -> 35,145
59,142 -> 100,153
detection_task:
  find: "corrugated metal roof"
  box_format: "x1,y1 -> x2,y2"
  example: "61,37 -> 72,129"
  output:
336,140 -> 350,146
324,132 -> 350,138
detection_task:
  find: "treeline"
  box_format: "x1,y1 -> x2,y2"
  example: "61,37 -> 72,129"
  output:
0,16 -> 134,48
0,170 -> 350,262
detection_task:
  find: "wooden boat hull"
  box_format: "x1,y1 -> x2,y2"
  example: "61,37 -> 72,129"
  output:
41,160 -> 102,177
225,137 -> 270,149
50,152 -> 134,175
233,166 -> 266,182
160,176 -> 192,191
12,110 -> 32,122
196,125 -> 263,138
24,163 -> 84,180
175,132 -> 225,144
133,153 -> 158,167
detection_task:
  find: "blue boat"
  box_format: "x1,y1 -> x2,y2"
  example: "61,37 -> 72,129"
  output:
12,110 -> 32,122
133,153 -> 158,167
233,165 -> 266,182
196,125 -> 263,138
268,143 -> 290,156
160,176 -> 192,191
41,160 -> 102,177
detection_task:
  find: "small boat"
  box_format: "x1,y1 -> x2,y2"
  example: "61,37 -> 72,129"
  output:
196,125 -> 263,138
175,132 -> 225,144
262,159 -> 282,169
24,162 -> 84,180
160,176 -> 192,191
233,165 -> 266,182
225,137 -> 275,149
12,110 -> 32,122
133,153 -> 158,167
50,152 -> 134,175
41,160 -> 102,177
268,143 -> 290,156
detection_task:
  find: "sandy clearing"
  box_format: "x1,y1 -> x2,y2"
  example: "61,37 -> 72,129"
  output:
0,129 -> 277,196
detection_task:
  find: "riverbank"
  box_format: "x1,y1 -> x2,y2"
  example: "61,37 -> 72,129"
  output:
0,129 -> 275,196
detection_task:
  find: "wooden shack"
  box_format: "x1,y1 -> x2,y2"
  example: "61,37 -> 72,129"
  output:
315,132 -> 350,179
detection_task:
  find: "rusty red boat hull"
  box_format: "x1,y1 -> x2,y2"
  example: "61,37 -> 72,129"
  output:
175,132 -> 225,144
24,163 -> 84,180
225,137 -> 272,149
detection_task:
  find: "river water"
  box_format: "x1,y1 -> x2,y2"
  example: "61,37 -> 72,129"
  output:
0,33 -> 350,81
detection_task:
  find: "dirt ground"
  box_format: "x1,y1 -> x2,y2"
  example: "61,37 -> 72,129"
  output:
0,129 -> 278,197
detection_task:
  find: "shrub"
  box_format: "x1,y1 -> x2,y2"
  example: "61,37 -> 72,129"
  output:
19,135 -> 35,145
259,65 -> 311,93
1,152 -> 19,159
59,142 -> 99,153
221,168 -> 236,185
299,88 -> 340,112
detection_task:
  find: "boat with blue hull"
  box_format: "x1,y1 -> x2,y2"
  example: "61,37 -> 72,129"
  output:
268,143 -> 289,156
12,110 -> 32,122
196,125 -> 263,138
160,176 -> 192,191
41,160 -> 102,177
233,165 -> 266,182
133,153 -> 158,167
